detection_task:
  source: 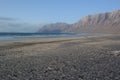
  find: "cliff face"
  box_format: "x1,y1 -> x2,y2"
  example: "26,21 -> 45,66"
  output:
38,10 -> 120,34
69,10 -> 120,33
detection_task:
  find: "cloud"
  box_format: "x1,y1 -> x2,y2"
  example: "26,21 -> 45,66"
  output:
0,17 -> 16,21
0,22 -> 41,32
0,17 -> 43,32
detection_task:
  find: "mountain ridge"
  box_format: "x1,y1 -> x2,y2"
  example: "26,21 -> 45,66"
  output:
38,10 -> 120,34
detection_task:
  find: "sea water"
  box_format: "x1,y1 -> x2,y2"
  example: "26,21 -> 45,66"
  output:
0,32 -> 91,41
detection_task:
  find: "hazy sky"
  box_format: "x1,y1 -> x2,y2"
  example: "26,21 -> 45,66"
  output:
0,0 -> 120,24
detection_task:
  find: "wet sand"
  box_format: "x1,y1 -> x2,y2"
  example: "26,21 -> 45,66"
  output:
0,35 -> 120,80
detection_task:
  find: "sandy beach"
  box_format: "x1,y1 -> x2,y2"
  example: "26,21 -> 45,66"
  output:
0,35 -> 120,80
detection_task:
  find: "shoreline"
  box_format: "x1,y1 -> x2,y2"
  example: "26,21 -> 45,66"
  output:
0,34 -> 118,50
0,33 -> 107,42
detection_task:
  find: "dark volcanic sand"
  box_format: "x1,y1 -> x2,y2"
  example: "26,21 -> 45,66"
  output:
0,35 -> 120,80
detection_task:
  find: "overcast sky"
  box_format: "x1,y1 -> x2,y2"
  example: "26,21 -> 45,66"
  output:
0,0 -> 120,32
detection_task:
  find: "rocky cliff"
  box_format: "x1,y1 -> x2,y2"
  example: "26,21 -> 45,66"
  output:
38,10 -> 120,34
